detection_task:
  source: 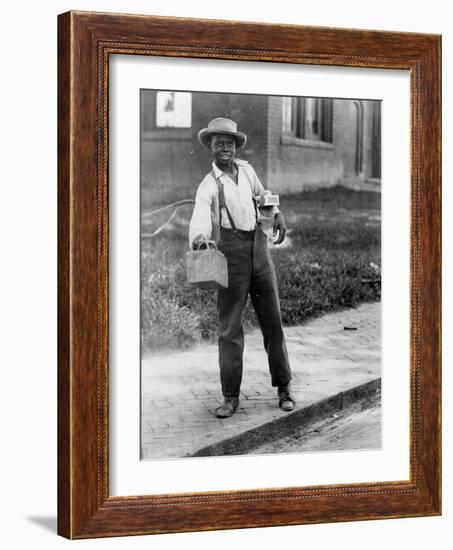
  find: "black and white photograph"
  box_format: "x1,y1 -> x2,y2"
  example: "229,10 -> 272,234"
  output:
2,0 -> 447,546
140,89 -> 382,460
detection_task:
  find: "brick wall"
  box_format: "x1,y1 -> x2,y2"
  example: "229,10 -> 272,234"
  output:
266,96 -> 344,193
141,90 -> 268,208
331,99 -> 381,183
140,91 -> 381,210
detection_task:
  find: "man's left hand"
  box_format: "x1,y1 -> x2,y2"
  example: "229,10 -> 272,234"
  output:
273,212 -> 287,245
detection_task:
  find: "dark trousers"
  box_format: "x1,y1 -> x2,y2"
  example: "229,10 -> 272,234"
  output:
217,226 -> 292,398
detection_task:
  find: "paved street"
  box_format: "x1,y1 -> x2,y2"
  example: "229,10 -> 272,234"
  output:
250,386 -> 381,455
141,301 -> 381,459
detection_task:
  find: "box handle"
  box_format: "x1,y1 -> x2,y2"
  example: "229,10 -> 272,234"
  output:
194,235 -> 218,251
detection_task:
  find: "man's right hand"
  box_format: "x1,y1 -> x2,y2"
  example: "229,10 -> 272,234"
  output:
192,234 -> 207,250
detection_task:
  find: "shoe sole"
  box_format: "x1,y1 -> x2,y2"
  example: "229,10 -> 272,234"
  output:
279,401 -> 296,412
215,406 -> 238,418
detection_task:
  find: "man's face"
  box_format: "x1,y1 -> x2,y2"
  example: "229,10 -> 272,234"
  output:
210,134 -> 237,165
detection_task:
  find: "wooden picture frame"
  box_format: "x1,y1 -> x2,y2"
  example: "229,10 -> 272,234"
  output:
58,10 -> 441,539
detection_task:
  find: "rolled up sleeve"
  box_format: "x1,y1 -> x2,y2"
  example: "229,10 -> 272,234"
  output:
189,178 -> 214,245
249,166 -> 280,217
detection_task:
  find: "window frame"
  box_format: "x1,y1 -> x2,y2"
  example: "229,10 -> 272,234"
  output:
281,96 -> 334,149
141,90 -> 193,140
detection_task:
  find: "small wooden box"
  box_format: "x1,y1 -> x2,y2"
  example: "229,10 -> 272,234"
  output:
185,247 -> 228,290
257,193 -> 279,207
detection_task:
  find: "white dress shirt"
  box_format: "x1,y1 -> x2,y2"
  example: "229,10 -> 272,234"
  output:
189,159 -> 278,245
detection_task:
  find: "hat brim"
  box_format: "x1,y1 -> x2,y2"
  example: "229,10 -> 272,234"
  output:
198,128 -> 247,150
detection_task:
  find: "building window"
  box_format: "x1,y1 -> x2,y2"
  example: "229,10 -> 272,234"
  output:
155,91 -> 192,128
282,97 -> 296,134
282,96 -> 333,143
353,101 -> 364,175
371,101 -> 381,179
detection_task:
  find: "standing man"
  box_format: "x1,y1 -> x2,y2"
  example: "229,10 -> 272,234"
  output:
189,117 -> 295,418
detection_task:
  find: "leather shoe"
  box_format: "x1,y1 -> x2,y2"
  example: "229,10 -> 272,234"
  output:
278,382 -> 295,412
216,397 -> 239,418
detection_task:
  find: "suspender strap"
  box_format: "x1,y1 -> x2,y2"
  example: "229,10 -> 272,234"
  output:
252,195 -> 259,222
210,169 -> 238,232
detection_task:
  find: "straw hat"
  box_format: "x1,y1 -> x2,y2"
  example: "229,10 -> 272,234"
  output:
198,117 -> 247,149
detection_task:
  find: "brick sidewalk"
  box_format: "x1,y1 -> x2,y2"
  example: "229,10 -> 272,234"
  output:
141,301 -> 381,459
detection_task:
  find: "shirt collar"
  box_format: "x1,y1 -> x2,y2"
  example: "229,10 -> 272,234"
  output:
211,159 -> 244,179
212,161 -> 227,179
212,159 -> 248,179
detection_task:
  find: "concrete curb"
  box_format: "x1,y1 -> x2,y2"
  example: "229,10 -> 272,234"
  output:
190,377 -> 381,457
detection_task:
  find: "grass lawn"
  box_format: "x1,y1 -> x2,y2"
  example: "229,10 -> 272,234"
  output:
141,185 -> 381,353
